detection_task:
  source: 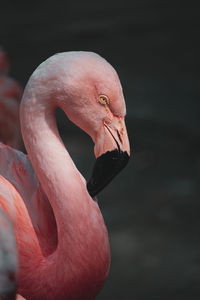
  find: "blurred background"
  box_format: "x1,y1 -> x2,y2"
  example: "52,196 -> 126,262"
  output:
1,1 -> 200,299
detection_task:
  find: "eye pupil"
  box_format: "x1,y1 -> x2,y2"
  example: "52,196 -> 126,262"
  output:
99,95 -> 109,105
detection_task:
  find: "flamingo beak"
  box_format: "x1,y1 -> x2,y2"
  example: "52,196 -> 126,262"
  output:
87,117 -> 130,197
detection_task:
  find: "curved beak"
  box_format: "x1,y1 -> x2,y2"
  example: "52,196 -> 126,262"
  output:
87,117 -> 130,197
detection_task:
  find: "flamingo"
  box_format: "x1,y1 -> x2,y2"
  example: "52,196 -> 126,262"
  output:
0,47 -> 22,149
0,51 -> 130,300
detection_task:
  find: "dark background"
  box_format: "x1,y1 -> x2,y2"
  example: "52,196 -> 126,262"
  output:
1,1 -> 200,299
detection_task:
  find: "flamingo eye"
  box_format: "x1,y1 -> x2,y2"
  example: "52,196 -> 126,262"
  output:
98,95 -> 109,105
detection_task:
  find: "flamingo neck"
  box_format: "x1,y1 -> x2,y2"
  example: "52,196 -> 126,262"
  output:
20,87 -> 88,238
20,84 -> 110,299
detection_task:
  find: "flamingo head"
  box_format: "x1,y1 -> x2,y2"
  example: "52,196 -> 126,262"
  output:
55,52 -> 130,197
31,51 -> 130,197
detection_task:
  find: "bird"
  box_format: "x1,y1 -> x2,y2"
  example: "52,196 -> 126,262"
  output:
0,47 -> 22,149
0,51 -> 130,300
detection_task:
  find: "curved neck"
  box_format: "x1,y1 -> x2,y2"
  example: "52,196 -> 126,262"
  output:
20,88 -> 87,239
20,86 -> 110,299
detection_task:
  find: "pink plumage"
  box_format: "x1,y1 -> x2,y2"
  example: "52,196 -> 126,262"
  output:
0,47 -> 22,149
0,52 -> 130,300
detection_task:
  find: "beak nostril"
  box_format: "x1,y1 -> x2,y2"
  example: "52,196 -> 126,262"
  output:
117,130 -> 122,144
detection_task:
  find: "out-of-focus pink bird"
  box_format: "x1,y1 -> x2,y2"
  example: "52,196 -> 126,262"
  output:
0,52 -> 130,300
0,47 -> 22,149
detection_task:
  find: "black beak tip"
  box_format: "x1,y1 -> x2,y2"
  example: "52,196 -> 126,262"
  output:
87,150 -> 130,197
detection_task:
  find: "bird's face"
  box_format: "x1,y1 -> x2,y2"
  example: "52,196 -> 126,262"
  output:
60,52 -> 130,197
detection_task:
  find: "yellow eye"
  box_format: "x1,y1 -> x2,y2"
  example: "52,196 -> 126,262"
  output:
98,94 -> 109,105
